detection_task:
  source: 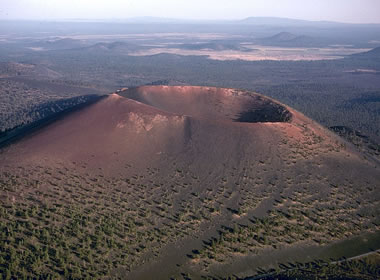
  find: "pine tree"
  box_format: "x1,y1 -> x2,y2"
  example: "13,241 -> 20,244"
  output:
4,268 -> 11,280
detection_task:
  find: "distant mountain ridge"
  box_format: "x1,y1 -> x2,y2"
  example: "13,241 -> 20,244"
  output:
239,17 -> 343,26
95,16 -> 380,26
257,32 -> 319,47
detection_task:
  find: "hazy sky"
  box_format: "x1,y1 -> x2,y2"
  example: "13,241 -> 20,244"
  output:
1,0 -> 380,23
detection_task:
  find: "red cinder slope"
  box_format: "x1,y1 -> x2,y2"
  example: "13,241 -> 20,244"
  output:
0,86 -> 379,280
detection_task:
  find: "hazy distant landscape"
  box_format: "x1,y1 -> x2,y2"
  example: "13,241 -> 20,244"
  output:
0,14 -> 380,279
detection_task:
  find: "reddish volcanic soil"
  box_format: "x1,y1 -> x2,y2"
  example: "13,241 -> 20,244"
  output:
1,93 -> 188,174
1,86 -> 370,176
0,86 -> 379,279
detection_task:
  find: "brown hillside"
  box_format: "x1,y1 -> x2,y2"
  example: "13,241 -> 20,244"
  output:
0,86 -> 379,279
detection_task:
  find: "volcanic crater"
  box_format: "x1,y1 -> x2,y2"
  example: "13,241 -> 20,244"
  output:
0,86 -> 379,280
121,86 -> 292,123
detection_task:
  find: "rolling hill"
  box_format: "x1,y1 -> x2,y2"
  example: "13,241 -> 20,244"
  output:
350,46 -> 380,59
79,41 -> 145,53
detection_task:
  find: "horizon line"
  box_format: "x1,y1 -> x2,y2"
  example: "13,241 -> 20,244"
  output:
1,16 -> 380,25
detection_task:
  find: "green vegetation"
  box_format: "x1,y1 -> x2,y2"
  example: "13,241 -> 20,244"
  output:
1,141 -> 378,279
0,79 -> 102,133
246,253 -> 380,280
0,163 -> 236,278
190,180 -> 379,271
256,83 -> 380,142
